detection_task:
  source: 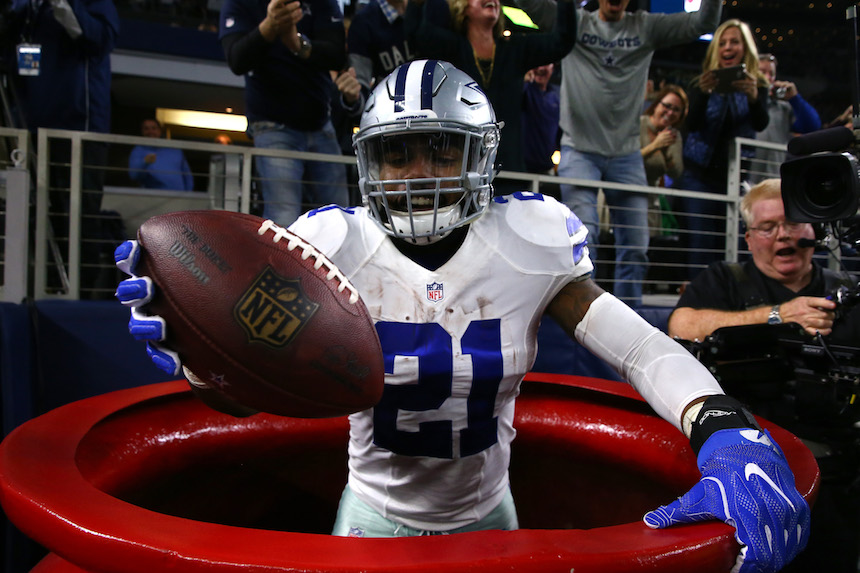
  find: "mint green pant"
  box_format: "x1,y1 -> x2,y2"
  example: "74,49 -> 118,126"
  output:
331,485 -> 519,537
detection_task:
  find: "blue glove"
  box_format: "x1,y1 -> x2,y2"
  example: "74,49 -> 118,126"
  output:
643,428 -> 810,572
114,240 -> 182,376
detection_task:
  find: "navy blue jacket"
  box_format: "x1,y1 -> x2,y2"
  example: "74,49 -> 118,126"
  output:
219,0 -> 346,131
521,81 -> 560,173
10,0 -> 119,133
348,0 -> 413,86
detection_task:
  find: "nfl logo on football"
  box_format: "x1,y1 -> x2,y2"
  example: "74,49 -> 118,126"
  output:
426,282 -> 444,303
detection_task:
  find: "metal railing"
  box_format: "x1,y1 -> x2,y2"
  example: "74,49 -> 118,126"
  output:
510,166 -> 743,300
2,127 -> 853,304
0,127 -> 31,303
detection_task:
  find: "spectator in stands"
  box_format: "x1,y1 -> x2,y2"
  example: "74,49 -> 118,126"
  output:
512,0 -> 722,308
331,68 -> 363,148
640,84 -> 685,242
330,67 -> 364,204
347,0 -> 414,98
640,84 -> 686,188
750,53 -> 821,182
8,0 -> 120,298
677,18 -> 769,278
667,177 -> 860,573
128,118 -> 195,191
405,0 -> 577,195
522,63 -> 560,177
521,63 -> 561,200
219,0 -> 350,226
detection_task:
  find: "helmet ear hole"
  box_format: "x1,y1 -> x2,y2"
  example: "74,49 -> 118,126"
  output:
482,129 -> 499,150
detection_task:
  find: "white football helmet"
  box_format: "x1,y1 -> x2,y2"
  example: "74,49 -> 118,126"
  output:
354,60 -> 501,244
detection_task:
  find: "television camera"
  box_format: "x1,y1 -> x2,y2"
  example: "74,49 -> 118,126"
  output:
780,3 -> 860,261
687,118 -> 860,477
681,8 -> 860,477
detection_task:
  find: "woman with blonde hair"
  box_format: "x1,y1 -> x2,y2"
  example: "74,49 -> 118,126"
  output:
677,18 -> 770,277
698,19 -> 767,92
448,0 -> 505,39
405,0 -> 576,193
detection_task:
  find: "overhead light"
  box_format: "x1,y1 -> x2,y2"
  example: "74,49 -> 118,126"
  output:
156,108 -> 248,133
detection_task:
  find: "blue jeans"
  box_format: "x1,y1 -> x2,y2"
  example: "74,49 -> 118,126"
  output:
249,120 -> 349,227
559,147 -> 649,307
676,169 -> 727,280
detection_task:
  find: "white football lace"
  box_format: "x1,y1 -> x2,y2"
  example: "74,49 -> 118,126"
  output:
257,219 -> 360,304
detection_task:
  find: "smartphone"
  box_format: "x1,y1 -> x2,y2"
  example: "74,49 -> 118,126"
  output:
713,64 -> 746,93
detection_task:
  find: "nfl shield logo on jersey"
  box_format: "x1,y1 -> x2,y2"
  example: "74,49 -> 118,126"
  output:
426,282 -> 444,303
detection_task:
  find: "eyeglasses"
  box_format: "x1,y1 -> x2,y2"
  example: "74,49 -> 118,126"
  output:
748,220 -> 804,238
659,101 -> 682,114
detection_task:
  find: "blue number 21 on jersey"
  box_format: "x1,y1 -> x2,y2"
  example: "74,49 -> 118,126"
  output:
373,320 -> 504,459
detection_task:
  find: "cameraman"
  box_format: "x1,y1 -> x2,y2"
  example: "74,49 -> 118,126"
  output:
669,177 -> 860,573
669,178 -> 858,344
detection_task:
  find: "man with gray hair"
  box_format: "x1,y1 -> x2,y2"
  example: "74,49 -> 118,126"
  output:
669,177 -> 857,344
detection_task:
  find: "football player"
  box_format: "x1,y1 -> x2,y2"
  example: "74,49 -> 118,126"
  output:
116,60 -> 809,572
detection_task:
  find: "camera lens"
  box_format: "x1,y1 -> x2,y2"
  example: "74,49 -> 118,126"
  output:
775,86 -> 787,99
806,168 -> 844,208
781,153 -> 860,222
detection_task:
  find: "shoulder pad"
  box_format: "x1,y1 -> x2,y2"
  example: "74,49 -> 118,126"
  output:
491,192 -> 590,265
483,193 -> 593,276
287,204 -> 354,257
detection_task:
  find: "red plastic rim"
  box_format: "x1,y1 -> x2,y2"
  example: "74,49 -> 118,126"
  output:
1,375 -> 819,573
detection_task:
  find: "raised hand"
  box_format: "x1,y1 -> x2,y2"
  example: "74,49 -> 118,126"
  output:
699,70 -> 719,95
652,128 -> 676,150
335,67 -> 361,106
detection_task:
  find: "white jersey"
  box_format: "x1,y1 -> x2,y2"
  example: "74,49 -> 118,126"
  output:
289,193 -> 593,530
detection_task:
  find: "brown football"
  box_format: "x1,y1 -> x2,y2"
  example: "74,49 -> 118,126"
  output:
136,210 -> 384,418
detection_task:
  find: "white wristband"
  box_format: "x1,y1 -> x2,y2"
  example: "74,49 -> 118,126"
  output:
682,402 -> 705,438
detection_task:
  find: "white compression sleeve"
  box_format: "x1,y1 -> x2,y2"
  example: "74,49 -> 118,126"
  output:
574,293 -> 723,433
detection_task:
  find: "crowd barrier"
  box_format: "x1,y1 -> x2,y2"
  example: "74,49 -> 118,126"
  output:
1,127 -> 776,304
